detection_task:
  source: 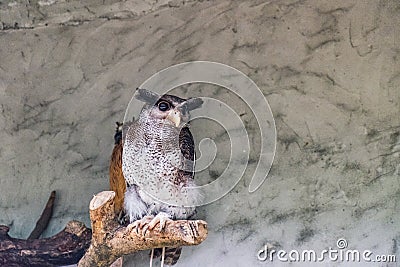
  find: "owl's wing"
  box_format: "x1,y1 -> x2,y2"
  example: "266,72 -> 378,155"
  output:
109,123 -> 126,216
168,127 -> 195,265
179,126 -> 195,178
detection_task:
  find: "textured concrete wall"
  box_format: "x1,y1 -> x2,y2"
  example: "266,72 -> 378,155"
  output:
0,0 -> 399,266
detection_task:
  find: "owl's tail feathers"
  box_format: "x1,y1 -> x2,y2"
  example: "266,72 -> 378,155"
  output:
152,247 -> 182,266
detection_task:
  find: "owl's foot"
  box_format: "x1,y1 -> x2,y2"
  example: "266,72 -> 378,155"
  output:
128,213 -> 173,236
127,215 -> 154,236
147,212 -> 172,232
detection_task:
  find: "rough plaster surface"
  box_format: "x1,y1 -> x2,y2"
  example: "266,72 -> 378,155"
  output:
0,0 -> 399,266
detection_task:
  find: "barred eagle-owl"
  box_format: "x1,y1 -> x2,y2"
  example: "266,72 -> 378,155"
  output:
110,88 -> 202,266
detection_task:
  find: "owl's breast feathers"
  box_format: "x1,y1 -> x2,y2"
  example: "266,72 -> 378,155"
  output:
122,120 -> 200,209
123,120 -> 195,183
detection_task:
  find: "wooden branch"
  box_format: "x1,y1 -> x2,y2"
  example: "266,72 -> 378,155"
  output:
78,191 -> 208,267
0,220 -> 91,267
28,190 -> 56,240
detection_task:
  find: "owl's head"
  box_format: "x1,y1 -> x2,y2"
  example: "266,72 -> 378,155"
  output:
135,88 -> 203,127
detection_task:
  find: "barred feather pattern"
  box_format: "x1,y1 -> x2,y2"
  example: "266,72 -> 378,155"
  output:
153,247 -> 182,266
122,109 -> 200,219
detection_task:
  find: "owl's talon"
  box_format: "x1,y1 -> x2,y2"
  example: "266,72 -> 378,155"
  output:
128,216 -> 154,236
139,216 -> 154,235
126,223 -> 137,234
142,224 -> 150,236
148,212 -> 172,231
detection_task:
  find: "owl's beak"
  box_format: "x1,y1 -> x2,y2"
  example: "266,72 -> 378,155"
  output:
167,110 -> 181,127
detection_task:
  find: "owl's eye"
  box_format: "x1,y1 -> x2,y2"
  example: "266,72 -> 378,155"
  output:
158,101 -> 170,111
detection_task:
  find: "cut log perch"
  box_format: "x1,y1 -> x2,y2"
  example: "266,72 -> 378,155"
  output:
0,220 -> 91,267
78,191 -> 208,267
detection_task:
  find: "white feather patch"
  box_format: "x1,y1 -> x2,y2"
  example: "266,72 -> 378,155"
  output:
124,186 -> 148,223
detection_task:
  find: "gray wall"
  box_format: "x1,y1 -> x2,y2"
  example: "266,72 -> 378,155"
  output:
0,0 -> 399,266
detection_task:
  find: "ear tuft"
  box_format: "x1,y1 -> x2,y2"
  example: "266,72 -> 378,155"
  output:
184,97 -> 203,111
134,88 -> 160,104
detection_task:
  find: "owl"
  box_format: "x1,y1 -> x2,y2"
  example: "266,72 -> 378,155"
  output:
121,88 -> 203,266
